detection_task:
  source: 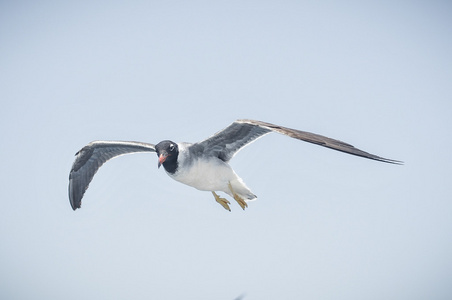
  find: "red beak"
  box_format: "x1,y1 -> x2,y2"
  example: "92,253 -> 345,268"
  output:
158,153 -> 168,168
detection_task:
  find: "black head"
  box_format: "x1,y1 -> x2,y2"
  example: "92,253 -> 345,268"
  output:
155,140 -> 179,174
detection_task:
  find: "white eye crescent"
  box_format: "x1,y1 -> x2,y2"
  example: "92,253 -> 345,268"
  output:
169,144 -> 175,151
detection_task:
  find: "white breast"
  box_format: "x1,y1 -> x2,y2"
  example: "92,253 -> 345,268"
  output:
166,143 -> 238,192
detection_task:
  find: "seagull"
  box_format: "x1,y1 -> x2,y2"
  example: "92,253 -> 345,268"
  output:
68,119 -> 401,211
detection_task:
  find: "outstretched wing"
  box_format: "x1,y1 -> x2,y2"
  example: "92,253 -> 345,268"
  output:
68,141 -> 156,210
194,119 -> 402,164
192,121 -> 272,162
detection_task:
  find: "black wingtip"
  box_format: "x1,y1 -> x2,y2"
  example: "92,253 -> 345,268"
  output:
70,201 -> 81,211
377,157 -> 404,165
69,196 -> 81,211
68,178 -> 82,211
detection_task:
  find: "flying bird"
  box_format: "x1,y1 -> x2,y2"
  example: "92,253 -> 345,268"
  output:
68,119 -> 401,211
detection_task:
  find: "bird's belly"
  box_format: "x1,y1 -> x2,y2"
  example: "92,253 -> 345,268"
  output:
169,159 -> 236,192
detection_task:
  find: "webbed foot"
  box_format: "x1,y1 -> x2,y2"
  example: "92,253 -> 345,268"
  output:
228,182 -> 248,210
212,191 -> 231,211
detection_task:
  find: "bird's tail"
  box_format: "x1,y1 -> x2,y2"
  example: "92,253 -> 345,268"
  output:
227,179 -> 257,201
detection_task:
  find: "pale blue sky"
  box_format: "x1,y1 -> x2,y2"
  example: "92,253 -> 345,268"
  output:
1,1 -> 451,299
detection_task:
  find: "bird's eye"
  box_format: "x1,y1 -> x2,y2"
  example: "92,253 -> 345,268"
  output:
169,144 -> 175,151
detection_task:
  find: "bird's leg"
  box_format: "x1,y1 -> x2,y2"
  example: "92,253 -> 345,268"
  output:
228,182 -> 248,210
212,191 -> 231,212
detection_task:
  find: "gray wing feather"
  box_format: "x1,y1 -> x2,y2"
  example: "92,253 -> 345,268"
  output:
237,119 -> 402,164
193,121 -> 272,162
194,119 -> 402,164
68,141 -> 155,210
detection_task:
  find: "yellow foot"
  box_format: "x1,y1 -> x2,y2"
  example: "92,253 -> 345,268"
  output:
212,191 -> 231,211
228,182 -> 248,210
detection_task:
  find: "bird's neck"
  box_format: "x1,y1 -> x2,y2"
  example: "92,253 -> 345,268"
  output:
163,160 -> 178,174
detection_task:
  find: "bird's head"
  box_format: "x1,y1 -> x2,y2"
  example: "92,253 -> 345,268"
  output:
155,140 -> 179,171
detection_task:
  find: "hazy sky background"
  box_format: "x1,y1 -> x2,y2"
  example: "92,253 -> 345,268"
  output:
1,1 -> 451,299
